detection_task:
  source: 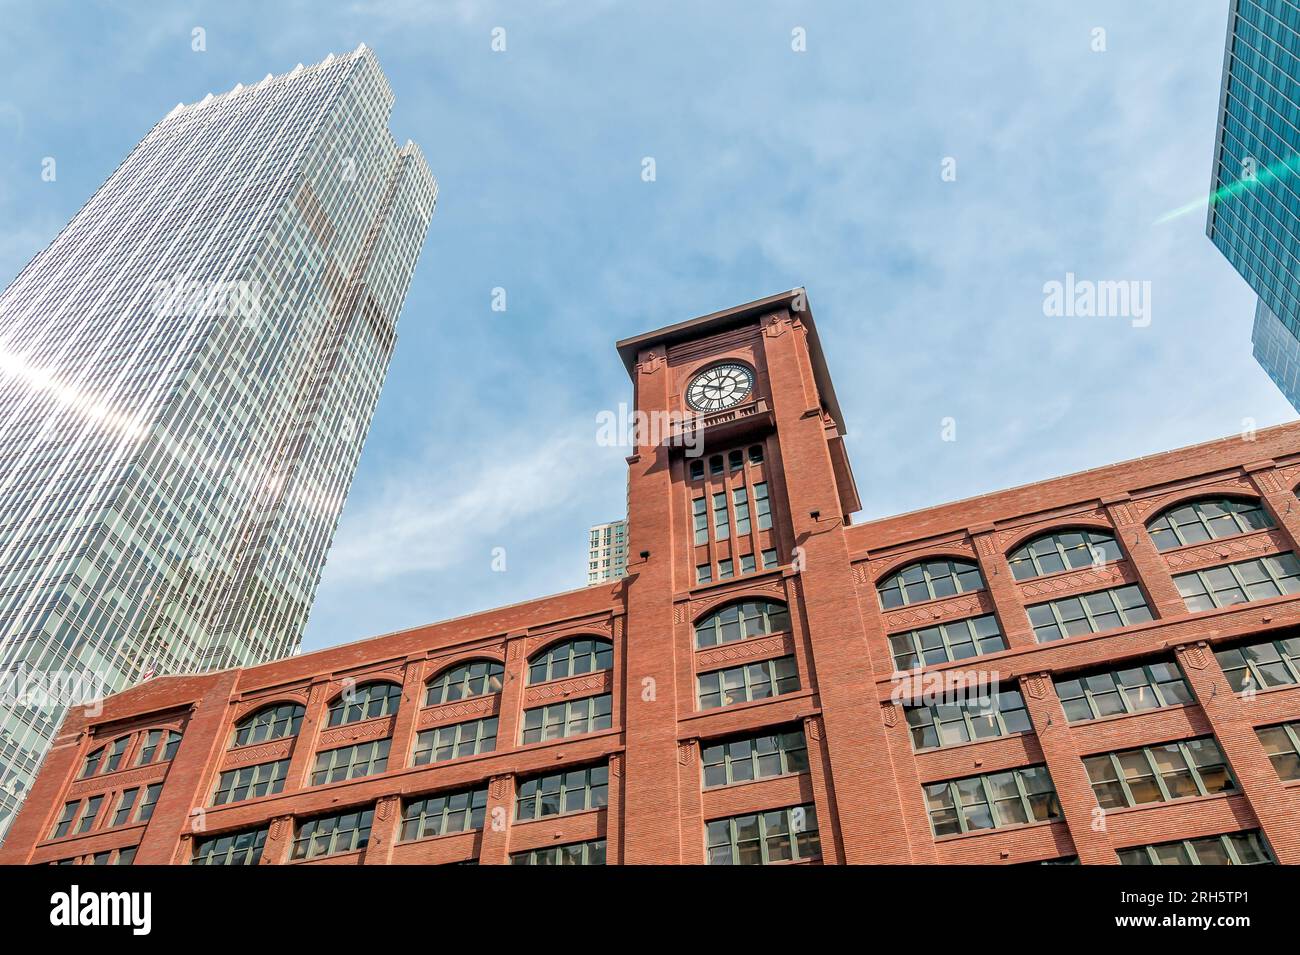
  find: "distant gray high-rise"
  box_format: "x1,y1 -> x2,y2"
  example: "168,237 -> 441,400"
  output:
0,44 -> 435,834
587,519 -> 628,585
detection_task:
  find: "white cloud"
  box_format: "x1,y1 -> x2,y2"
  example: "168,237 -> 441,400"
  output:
321,424 -> 596,587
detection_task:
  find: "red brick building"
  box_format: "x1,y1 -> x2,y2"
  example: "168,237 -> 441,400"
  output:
4,289 -> 1300,866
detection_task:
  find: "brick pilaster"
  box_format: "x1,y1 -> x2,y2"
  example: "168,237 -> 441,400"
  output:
973,528 -> 1034,649
361,795 -> 401,864
495,632 -> 528,750
260,814 -> 293,864
1019,673 -> 1116,864
606,751 -> 625,865
1103,497 -> 1184,619
674,741 -> 703,864
386,657 -> 426,773
284,679 -> 331,790
1173,640 -> 1300,863
477,773 -> 515,864
877,701 -> 936,863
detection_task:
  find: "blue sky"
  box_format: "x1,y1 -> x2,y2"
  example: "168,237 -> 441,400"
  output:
0,1 -> 1291,654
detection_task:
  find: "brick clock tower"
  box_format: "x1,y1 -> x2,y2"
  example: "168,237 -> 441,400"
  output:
616,288 -> 910,863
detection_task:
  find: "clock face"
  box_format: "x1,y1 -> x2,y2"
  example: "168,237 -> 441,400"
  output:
685,363 -> 755,412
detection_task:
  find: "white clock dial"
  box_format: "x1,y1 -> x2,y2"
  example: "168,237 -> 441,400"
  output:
685,363 -> 755,412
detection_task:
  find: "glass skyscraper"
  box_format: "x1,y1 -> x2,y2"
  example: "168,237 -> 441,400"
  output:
1208,0 -> 1300,408
0,44 -> 435,835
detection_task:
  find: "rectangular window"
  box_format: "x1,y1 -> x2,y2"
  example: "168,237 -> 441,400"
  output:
520,694 -> 613,744
754,482 -> 772,530
762,548 -> 778,569
924,765 -> 1060,836
192,827 -> 269,865
75,795 -> 103,835
1174,553 -> 1300,611
79,749 -> 102,779
701,726 -> 808,788
1118,830 -> 1274,866
706,804 -> 820,865
50,801 -> 79,839
136,784 -> 162,823
712,492 -> 729,541
511,839 -> 606,865
740,553 -> 756,574
697,656 -> 800,710
1255,721 -> 1300,781
1054,660 -> 1194,722
400,787 -> 488,841
696,564 -> 712,585
112,788 -> 139,827
1083,737 -> 1235,809
103,737 -> 128,773
135,729 -> 180,766
888,614 -> 1006,670
1026,585 -> 1152,642
733,486 -> 751,535
516,764 -> 609,820
692,497 -> 707,546
311,739 -> 390,786
1214,636 -> 1300,692
412,718 -> 498,765
905,687 -> 1032,751
291,809 -> 374,860
718,559 -> 734,579
212,759 -> 291,805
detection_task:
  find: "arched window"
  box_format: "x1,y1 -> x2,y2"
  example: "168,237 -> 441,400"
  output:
232,703 -> 305,748
694,600 -> 791,649
135,729 -> 182,766
327,682 -> 402,727
79,745 -> 105,779
1147,497 -> 1273,551
528,638 -> 613,684
426,659 -> 505,707
877,558 -> 983,610
1008,529 -> 1122,580
79,735 -> 131,779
